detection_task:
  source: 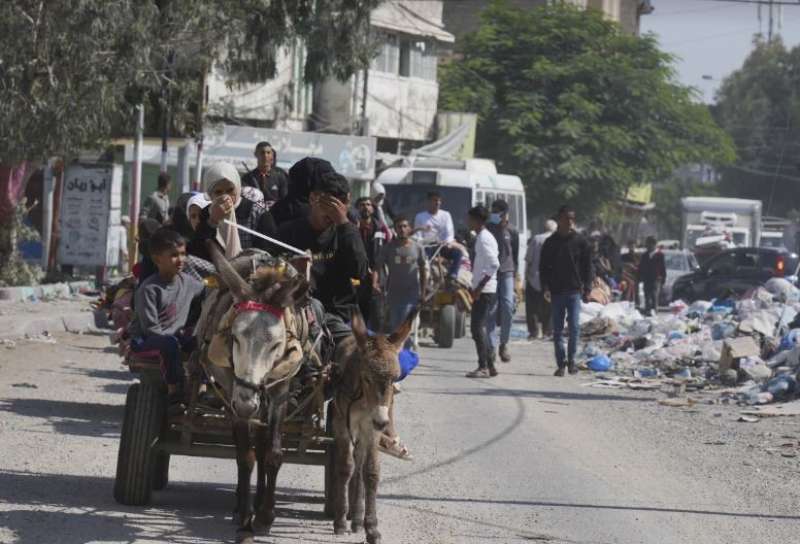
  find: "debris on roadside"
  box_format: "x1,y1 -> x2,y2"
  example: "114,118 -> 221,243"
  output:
577,285 -> 800,409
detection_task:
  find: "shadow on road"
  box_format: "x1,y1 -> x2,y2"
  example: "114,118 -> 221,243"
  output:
432,388 -> 653,403
0,398 -> 123,438
0,470 -> 331,544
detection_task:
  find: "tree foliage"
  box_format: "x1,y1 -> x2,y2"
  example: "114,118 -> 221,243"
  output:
438,1 -> 735,218
714,37 -> 800,217
0,0 -> 379,163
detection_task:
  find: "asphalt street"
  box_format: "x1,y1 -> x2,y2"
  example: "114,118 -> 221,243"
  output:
1,324 -> 800,544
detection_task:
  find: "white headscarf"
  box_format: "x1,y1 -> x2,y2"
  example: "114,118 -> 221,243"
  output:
203,162 -> 243,258
186,192 -> 210,216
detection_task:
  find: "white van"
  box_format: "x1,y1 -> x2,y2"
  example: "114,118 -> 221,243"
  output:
375,158 -> 528,271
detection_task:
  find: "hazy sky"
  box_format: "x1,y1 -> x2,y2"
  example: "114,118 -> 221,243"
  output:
641,0 -> 800,103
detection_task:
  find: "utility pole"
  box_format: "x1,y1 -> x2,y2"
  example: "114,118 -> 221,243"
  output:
769,0 -> 774,43
129,104 -> 144,268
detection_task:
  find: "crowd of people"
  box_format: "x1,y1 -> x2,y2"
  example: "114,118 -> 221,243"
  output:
132,140 -> 667,392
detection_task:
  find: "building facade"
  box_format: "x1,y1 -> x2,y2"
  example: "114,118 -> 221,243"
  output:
442,0 -> 653,37
313,1 -> 454,151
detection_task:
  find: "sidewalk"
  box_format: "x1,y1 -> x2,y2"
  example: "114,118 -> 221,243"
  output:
0,298 -> 106,340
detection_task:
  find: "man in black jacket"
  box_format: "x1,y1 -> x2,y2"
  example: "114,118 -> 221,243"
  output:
539,205 -> 593,376
277,171 -> 368,342
487,199 -> 520,363
241,141 -> 289,205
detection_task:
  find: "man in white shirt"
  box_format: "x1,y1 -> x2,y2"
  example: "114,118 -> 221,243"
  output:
465,205 -> 500,378
414,191 -> 462,280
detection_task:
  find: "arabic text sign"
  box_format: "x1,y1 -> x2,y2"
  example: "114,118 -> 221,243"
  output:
211,126 -> 377,180
58,163 -> 122,267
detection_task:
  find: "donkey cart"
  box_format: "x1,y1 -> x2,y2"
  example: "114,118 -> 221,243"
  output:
112,349 -> 337,517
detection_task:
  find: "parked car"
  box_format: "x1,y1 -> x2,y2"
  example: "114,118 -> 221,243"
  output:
660,249 -> 699,305
671,247 -> 799,303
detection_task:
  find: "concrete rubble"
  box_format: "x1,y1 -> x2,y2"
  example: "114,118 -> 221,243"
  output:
579,278 -> 800,413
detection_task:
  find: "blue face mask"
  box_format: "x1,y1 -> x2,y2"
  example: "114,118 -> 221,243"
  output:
489,213 -> 502,224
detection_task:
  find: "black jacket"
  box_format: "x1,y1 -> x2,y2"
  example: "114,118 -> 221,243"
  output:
488,224 -> 519,275
539,230 -> 593,295
241,167 -> 289,202
277,218 -> 368,320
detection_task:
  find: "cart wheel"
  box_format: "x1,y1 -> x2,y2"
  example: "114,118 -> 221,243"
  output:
152,452 -> 170,491
437,305 -> 456,348
454,308 -> 466,339
324,402 -> 336,519
114,383 -> 165,505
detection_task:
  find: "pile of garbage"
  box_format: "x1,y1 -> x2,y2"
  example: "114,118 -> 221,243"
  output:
578,278 -> 800,406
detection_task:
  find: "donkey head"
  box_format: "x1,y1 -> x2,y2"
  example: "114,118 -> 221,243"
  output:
351,308 -> 417,432
209,242 -> 308,418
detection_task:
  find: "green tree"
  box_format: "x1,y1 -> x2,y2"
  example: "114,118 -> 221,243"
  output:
0,0 -> 378,282
439,1 -> 734,218
714,37 -> 800,217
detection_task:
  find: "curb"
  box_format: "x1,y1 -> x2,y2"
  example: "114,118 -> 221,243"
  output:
0,281 -> 95,303
0,309 -> 108,340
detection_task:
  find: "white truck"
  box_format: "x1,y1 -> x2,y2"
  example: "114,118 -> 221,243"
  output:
681,197 -> 762,250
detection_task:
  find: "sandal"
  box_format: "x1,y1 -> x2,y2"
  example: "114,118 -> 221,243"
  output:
379,435 -> 414,461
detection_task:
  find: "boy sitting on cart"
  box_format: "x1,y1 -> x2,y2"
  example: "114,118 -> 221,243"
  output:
129,228 -> 206,413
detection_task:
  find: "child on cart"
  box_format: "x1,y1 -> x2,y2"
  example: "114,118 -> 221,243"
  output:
129,228 -> 206,412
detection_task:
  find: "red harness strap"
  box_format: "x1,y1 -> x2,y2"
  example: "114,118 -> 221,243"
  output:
233,300 -> 284,318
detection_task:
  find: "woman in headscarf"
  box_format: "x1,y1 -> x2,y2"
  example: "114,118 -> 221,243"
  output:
192,162 -> 277,260
270,157 -> 336,226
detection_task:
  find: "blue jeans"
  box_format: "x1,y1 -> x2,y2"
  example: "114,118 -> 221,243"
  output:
131,332 -> 195,385
551,293 -> 581,367
488,272 -> 515,347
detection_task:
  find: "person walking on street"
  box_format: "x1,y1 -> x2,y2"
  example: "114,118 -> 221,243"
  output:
414,191 -> 463,281
373,215 -> 426,344
141,173 -> 171,224
638,236 -> 665,316
466,205 -> 500,378
241,141 -> 289,206
525,219 -> 556,339
487,199 -> 519,363
355,196 -> 391,330
539,205 -> 593,376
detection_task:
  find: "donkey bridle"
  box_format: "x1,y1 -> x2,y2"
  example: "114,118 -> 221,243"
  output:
229,300 -> 285,393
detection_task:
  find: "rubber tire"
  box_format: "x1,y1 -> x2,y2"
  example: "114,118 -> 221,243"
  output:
152,452 -> 170,491
324,402 -> 336,519
437,305 -> 456,348
114,383 -> 165,506
454,308 -> 466,339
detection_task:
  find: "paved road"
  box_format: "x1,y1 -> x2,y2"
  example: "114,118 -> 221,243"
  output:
1,325 -> 799,543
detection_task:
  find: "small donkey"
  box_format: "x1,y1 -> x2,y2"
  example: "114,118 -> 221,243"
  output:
331,308 -> 417,544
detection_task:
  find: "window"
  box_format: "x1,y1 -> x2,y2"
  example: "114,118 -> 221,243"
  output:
706,252 -> 736,275
371,34 -> 399,74
398,38 -> 436,80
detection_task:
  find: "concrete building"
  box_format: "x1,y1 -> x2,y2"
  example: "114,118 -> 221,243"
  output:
442,0 -> 653,37
206,41 -> 313,131
313,1 -> 455,152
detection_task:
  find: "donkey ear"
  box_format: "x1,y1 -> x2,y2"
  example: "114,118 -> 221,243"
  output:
206,240 -> 253,301
388,306 -> 418,350
351,308 -> 369,350
269,276 -> 309,308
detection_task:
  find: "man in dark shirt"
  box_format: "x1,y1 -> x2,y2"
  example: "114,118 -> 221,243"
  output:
539,205 -> 593,376
638,236 -> 666,316
241,141 -> 289,206
487,199 -> 519,363
355,196 -> 391,330
277,171 -> 368,341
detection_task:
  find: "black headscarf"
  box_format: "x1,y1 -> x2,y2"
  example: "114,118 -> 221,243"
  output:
270,157 -> 336,225
169,192 -> 196,239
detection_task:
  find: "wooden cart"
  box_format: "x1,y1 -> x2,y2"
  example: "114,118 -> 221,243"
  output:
113,350 -> 336,517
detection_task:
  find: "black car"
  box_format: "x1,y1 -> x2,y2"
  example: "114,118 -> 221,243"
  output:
671,247 -> 799,303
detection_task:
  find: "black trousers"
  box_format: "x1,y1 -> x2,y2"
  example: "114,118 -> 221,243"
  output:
643,281 -> 660,314
525,285 -> 551,336
471,293 -> 497,369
